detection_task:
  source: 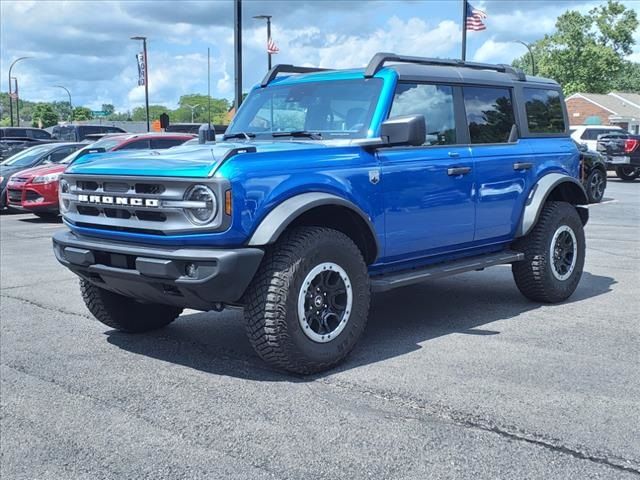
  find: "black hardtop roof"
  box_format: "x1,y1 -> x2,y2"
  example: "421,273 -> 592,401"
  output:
390,62 -> 559,88
261,51 -> 560,89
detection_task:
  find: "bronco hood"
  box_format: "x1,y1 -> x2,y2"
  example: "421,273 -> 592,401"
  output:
64,141 -> 331,178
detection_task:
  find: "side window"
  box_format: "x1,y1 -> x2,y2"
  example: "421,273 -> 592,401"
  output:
151,138 -> 186,149
463,86 -> 515,144
389,83 -> 456,146
523,88 -> 565,134
32,129 -> 51,139
48,148 -> 75,163
118,139 -> 150,150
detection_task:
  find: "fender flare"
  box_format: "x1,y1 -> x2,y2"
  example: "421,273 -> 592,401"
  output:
517,173 -> 588,237
247,192 -> 379,253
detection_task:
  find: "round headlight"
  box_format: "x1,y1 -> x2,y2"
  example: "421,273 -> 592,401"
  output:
184,184 -> 217,225
59,179 -> 70,213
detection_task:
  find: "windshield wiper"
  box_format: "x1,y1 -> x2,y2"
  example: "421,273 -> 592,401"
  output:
271,130 -> 323,140
222,132 -> 256,141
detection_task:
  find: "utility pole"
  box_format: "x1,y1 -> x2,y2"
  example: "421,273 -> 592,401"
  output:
8,57 -> 30,126
12,78 -> 20,126
234,0 -> 243,111
253,15 -> 273,70
131,36 -> 150,131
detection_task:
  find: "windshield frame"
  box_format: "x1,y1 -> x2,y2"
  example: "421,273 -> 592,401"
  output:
227,77 -> 385,140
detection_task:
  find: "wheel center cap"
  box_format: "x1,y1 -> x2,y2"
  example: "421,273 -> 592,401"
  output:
314,295 -> 323,308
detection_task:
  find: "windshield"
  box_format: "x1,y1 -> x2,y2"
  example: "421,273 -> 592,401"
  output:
227,78 -> 383,139
1,145 -> 55,166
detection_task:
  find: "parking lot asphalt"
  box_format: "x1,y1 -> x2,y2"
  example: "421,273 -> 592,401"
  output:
1,177 -> 639,480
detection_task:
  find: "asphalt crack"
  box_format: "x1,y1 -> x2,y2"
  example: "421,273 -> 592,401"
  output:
320,377 -> 640,476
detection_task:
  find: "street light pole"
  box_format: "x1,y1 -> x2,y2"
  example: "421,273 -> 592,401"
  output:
54,85 -> 73,120
11,77 -> 20,126
186,104 -> 201,123
8,56 -> 30,127
131,36 -> 150,132
234,0 -> 243,111
514,40 -> 536,76
253,15 -> 273,70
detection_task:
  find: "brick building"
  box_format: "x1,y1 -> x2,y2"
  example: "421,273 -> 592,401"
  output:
566,92 -> 640,134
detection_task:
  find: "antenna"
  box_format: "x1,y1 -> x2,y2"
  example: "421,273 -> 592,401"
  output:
207,47 -> 211,128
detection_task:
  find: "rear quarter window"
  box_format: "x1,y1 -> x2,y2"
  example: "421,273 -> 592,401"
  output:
523,88 -> 565,134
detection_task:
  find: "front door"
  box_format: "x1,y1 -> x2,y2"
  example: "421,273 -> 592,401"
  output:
378,83 -> 475,262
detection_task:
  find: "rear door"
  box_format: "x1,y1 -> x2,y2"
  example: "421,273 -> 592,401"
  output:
378,82 -> 475,261
464,85 -> 534,242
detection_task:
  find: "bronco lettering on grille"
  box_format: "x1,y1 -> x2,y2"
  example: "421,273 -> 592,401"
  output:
77,194 -> 159,208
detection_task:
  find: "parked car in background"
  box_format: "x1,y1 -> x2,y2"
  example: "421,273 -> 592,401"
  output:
0,127 -> 52,140
570,125 -> 627,152
575,142 -> 607,203
597,132 -> 640,181
6,133 -> 195,216
51,124 -> 127,142
165,123 -> 228,135
1,143 -> 83,211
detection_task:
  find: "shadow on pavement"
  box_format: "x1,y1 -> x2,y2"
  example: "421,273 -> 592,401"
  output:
106,268 -> 616,381
18,215 -> 62,224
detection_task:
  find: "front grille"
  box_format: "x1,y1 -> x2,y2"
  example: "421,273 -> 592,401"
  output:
13,177 -> 30,183
7,189 -> 22,203
62,174 -> 229,235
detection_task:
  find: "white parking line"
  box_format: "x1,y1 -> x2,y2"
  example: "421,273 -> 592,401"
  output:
590,199 -> 619,207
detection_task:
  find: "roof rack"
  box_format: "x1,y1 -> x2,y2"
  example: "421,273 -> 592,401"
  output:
364,52 -> 527,81
260,65 -> 332,87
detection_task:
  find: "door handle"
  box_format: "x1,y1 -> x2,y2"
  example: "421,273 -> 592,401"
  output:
447,166 -> 472,176
448,151 -> 460,158
513,162 -> 533,171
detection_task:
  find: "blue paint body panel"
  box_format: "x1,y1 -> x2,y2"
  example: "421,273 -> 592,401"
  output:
64,66 -> 581,275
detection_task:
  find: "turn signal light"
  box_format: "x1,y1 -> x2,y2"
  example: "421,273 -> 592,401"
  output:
225,190 -> 232,216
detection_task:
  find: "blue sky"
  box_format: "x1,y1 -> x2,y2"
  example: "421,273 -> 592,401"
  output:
1,0 -> 639,112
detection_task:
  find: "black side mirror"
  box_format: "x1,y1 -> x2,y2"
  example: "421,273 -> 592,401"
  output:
199,124 -> 216,144
578,143 -> 588,152
380,115 -> 426,147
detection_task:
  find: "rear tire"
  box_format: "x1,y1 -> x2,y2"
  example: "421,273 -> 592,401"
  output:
585,168 -> 606,203
80,280 -> 182,333
511,201 -> 585,303
614,166 -> 640,182
243,227 -> 370,374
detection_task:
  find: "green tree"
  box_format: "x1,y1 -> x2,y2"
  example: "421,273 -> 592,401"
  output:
175,94 -> 230,124
31,103 -> 59,128
102,104 -> 115,116
131,105 -> 170,122
513,0 -> 638,95
73,106 -> 93,121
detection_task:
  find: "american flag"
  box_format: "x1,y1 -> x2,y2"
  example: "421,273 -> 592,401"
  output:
466,2 -> 487,31
267,37 -> 279,54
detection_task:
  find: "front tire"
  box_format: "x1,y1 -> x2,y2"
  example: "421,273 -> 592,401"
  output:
80,280 -> 182,333
615,166 -> 640,182
243,227 -> 370,374
512,201 -> 585,303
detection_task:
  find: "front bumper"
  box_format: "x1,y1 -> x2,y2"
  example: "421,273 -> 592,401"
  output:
53,230 -> 264,310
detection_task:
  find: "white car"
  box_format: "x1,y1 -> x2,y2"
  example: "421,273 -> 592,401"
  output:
570,125 -> 627,151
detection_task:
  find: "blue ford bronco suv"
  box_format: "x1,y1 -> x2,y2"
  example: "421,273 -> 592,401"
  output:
53,53 -> 588,373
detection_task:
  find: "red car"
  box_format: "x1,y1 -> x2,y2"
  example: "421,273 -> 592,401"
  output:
6,133 -> 194,217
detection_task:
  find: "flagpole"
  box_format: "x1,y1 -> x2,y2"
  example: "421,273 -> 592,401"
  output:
461,0 -> 467,61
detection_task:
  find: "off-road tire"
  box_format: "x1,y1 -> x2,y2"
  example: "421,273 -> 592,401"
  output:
243,226 -> 370,374
80,280 -> 182,332
614,166 -> 640,182
585,168 -> 606,203
511,201 -> 585,303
